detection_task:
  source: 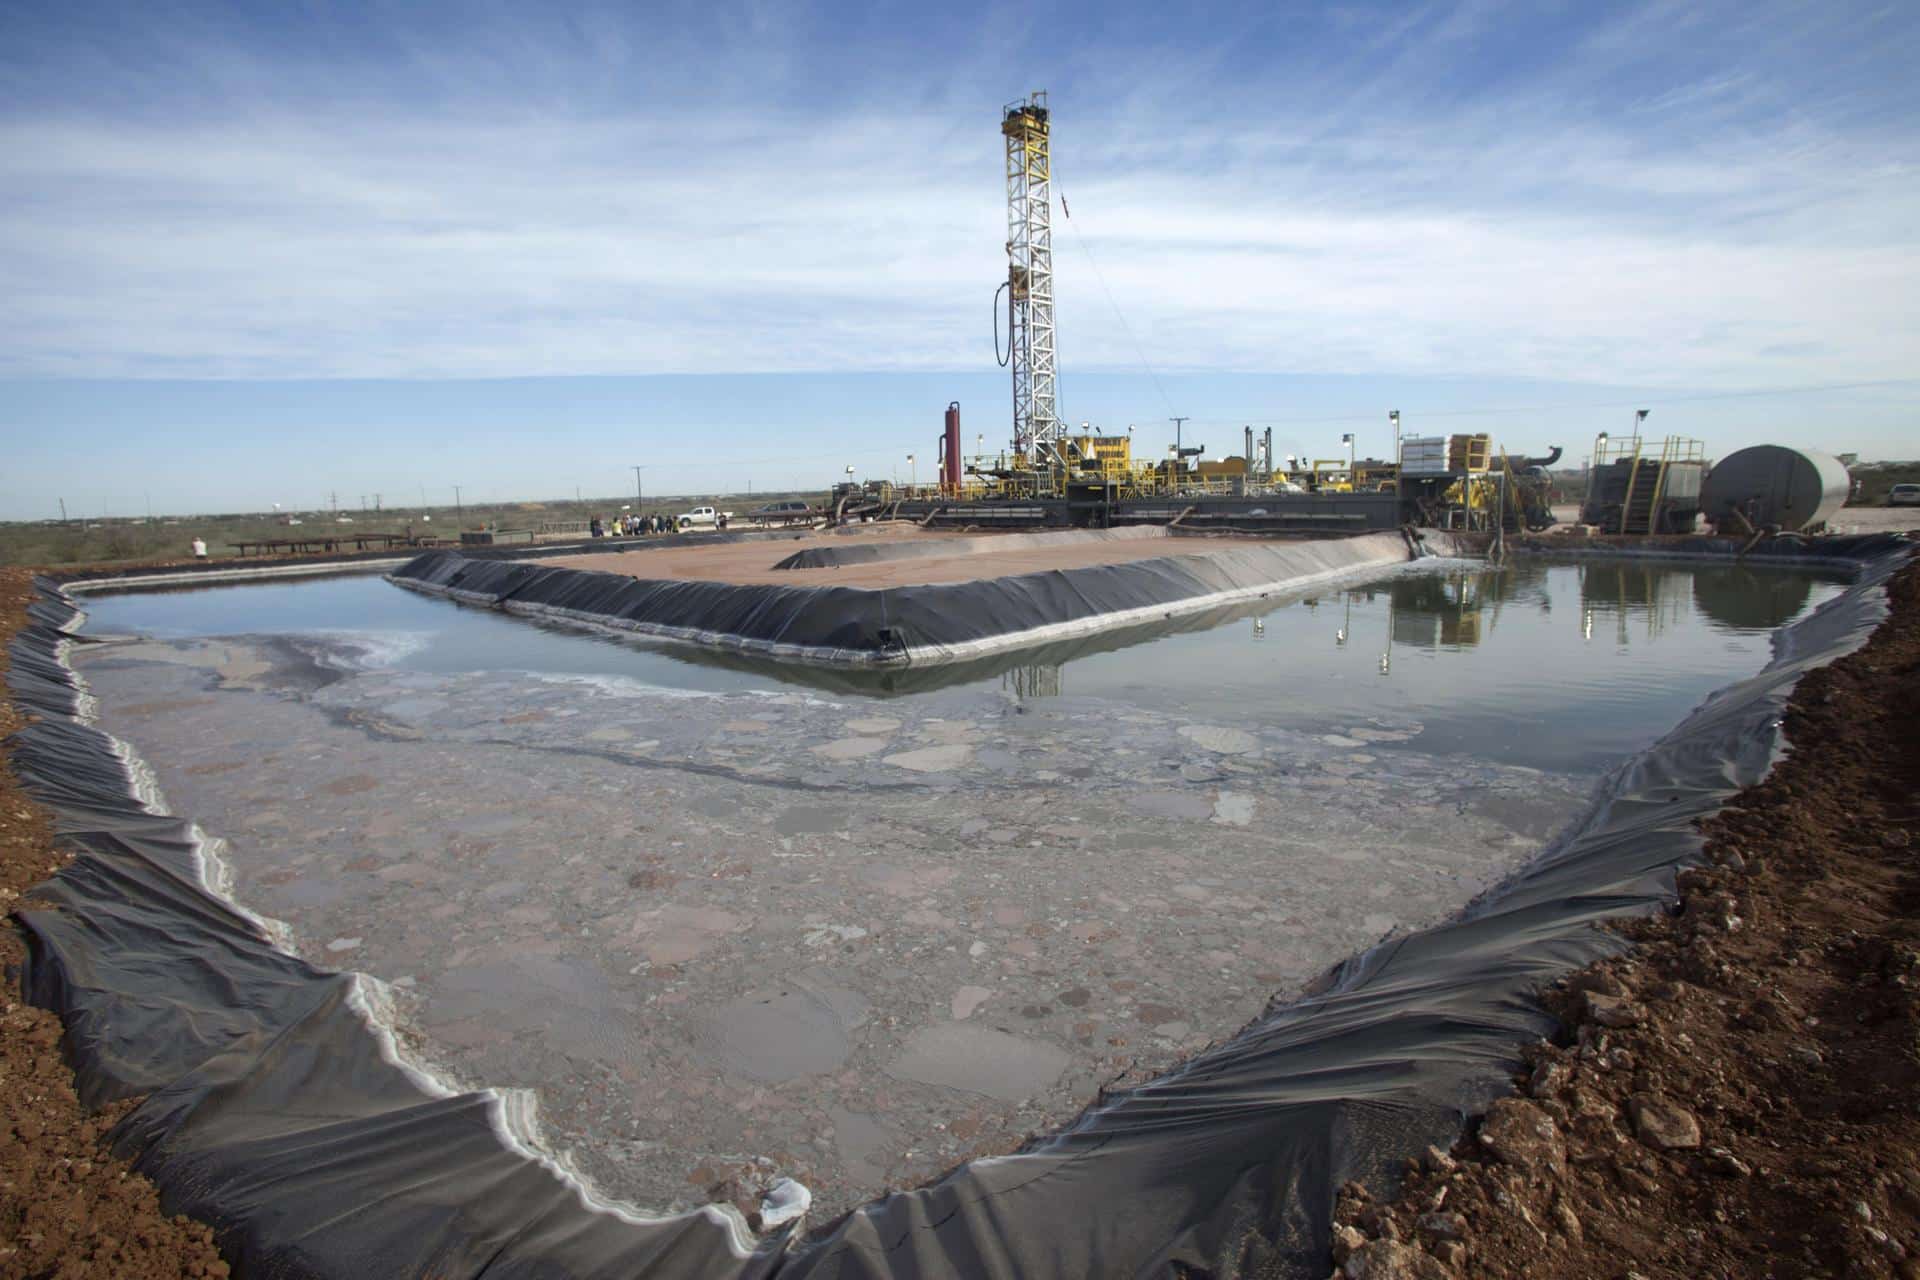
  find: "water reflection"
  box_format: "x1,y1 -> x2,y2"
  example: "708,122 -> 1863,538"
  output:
1577,563 -> 1823,645
1577,562 -> 1693,644
1691,567 -> 1816,632
80,561 -> 1851,772
512,560 -> 1848,698
1338,560 -> 1840,664
1348,562 -> 1556,654
1002,665 -> 1063,699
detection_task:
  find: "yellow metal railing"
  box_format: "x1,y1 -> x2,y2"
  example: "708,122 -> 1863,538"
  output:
877,454 -> 1402,505
1451,434 -> 1492,474
1594,435 -> 1703,534
1616,438 -> 1647,534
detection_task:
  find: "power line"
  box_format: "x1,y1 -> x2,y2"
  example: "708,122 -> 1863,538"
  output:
1177,378 -> 1920,429
1056,186 -> 1178,421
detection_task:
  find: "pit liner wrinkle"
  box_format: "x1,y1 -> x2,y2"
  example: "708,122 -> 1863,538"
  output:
4,532 -> 1908,1278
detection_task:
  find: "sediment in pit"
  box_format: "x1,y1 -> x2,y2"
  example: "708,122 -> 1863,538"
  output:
0,532 -> 1906,1280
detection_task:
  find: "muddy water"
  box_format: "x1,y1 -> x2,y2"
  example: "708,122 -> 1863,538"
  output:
71,558 -> 1842,1222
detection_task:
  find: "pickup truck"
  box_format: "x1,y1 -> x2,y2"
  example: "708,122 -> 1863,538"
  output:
676,505 -> 736,531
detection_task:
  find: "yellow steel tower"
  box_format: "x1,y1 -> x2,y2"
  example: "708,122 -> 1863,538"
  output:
1001,92 -> 1063,467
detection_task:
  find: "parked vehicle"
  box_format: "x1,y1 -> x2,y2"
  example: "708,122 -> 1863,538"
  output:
1888,484 -> 1920,508
748,500 -> 814,525
676,505 -> 736,531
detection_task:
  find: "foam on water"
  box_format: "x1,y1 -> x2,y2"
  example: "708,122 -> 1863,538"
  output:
289,629 -> 436,671
525,670 -> 842,708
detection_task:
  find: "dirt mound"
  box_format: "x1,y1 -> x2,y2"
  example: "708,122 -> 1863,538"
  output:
0,567 -> 230,1279
1335,554 -> 1920,1279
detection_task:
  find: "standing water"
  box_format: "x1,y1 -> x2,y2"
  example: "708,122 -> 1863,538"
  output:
71,556 -> 1842,1219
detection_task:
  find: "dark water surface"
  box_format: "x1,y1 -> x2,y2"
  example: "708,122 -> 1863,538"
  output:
79,559 -> 1845,773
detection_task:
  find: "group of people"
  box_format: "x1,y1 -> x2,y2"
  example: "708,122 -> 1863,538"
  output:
589,512 -> 672,538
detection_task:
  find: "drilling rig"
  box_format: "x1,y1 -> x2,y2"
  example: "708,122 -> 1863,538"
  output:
986,93 -> 1155,506
996,93 -> 1066,475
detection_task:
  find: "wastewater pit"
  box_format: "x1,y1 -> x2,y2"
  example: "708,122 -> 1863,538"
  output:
68,555 -> 1844,1224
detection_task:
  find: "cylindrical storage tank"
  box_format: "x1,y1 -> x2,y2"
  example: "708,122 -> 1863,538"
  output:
943,401 -> 963,495
1700,445 -> 1851,531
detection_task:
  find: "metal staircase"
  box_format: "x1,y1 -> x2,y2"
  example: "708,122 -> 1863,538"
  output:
1596,436 -> 1705,535
1618,457 -> 1663,534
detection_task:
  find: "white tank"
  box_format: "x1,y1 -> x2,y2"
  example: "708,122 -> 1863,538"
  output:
1700,446 -> 1851,532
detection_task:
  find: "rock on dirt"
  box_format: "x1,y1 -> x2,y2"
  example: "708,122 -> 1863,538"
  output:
1327,552 -> 1920,1280
1626,1093 -> 1701,1150
1475,1098 -> 1567,1180
1577,991 -> 1644,1028
1341,1239 -> 1452,1279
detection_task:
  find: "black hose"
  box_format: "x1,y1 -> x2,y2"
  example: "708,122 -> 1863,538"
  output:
993,280 -> 1012,368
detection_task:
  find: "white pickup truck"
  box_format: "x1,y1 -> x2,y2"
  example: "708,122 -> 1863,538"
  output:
676,505 -> 736,531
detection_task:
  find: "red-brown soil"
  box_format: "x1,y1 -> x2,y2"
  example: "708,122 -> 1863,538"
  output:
4,549 -> 1916,1279
0,567 -> 230,1279
1335,553 -> 1920,1279
534,524 -> 1196,587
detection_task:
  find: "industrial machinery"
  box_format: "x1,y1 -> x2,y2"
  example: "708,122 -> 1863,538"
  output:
996,93 -> 1064,471
1579,435 -> 1705,534
1699,445 -> 1851,533
860,94 -> 1565,535
1396,436 -> 1559,532
987,93 -> 1169,500
940,402 -> 964,495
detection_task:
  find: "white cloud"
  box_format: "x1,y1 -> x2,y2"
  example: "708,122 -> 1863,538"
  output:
1,3 -> 1916,390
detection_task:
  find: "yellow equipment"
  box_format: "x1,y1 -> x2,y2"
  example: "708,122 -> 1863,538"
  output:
1310,460 -> 1355,492
1065,434 -> 1133,478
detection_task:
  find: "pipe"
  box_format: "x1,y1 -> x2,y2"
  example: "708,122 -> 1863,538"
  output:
943,402 -> 964,497
1505,446 -> 1563,471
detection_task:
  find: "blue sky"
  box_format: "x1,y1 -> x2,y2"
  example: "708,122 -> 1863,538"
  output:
1,0 -> 1916,517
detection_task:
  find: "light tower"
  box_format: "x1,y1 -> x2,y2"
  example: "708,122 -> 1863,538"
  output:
1001,92 -> 1062,467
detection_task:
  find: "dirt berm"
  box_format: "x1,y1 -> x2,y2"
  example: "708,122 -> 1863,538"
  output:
1333,554 -> 1920,1279
0,566 -> 228,1278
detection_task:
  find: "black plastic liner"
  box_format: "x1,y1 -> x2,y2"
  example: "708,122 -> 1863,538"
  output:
3,532 -> 1909,1279
390,532 -> 1429,665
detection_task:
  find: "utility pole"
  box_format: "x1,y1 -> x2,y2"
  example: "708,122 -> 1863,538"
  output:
374,493 -> 382,513
453,485 -> 463,525
631,465 -> 645,515
58,498 -> 67,525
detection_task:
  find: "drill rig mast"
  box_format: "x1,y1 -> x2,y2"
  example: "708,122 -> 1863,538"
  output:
1000,93 -> 1064,470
